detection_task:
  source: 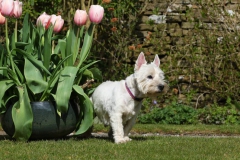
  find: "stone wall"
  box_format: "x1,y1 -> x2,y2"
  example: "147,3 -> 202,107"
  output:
133,0 -> 240,107
136,0 -> 240,54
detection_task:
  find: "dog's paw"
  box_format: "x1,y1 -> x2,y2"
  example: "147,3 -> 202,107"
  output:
114,137 -> 132,144
114,138 -> 127,144
124,136 -> 132,142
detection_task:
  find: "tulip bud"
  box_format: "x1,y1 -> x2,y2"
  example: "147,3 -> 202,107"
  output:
0,12 -> 6,24
88,5 -> 104,24
12,0 -> 22,18
74,9 -> 88,26
36,12 -> 51,29
0,0 -> 14,17
50,15 -> 64,33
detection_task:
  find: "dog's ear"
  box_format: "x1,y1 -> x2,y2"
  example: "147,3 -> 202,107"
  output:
135,52 -> 147,71
152,54 -> 160,67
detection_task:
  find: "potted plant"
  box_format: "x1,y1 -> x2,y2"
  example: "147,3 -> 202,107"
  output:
0,0 -> 103,140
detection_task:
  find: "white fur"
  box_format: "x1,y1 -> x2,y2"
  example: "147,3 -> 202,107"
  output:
91,52 -> 168,143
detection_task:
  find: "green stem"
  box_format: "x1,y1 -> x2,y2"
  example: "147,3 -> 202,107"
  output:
15,20 -> 18,42
5,18 -> 16,76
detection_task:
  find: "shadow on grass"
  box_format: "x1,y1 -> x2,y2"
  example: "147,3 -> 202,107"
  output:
0,130 -> 149,143
131,136 -> 148,141
0,135 -> 11,140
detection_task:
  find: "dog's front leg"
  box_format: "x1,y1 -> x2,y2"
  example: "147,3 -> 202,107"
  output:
109,113 -> 127,144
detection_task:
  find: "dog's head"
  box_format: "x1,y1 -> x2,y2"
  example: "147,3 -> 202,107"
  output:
134,52 -> 168,97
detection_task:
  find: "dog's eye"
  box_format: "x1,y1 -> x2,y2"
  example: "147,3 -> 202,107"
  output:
147,75 -> 153,79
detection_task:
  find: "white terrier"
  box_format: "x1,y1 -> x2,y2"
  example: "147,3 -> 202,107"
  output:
91,52 -> 168,143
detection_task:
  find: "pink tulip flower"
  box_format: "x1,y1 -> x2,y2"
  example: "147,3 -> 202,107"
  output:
50,15 -> 64,33
11,0 -> 22,18
88,5 -> 104,24
36,12 -> 51,29
74,10 -> 88,26
0,0 -> 14,17
0,12 -> 6,24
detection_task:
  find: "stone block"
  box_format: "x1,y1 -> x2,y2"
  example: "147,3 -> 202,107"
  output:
174,0 -> 191,4
167,23 -> 181,29
167,4 -> 187,12
140,16 -> 149,23
231,0 -> 240,3
167,13 -> 186,22
168,29 -> 183,37
225,4 -> 239,10
182,22 -> 196,29
157,24 -> 167,31
182,29 -> 195,36
136,24 -> 154,31
162,36 -> 171,44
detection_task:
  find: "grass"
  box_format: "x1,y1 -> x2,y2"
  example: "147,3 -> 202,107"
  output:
1,124 -> 240,159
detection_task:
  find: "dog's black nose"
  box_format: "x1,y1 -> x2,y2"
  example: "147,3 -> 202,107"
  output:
158,85 -> 164,91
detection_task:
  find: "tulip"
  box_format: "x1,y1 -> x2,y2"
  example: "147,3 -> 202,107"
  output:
88,5 -> 104,24
74,10 -> 88,26
50,15 -> 64,33
11,0 -> 22,18
36,12 -> 51,29
0,0 -> 14,16
0,12 -> 6,24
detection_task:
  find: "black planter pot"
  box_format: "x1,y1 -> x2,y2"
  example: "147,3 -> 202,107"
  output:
1,101 -> 79,139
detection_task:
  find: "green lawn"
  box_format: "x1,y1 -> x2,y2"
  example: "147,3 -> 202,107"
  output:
94,124 -> 240,136
1,124 -> 240,159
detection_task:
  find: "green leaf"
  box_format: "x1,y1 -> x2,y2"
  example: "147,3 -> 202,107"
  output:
15,42 -> 29,47
77,23 -> 95,69
73,85 -> 93,135
22,14 -> 30,43
24,58 -> 47,95
40,54 -> 73,101
65,24 -> 82,66
13,61 -> 24,83
72,25 -> 84,65
78,61 -> 99,74
12,85 -> 33,141
43,26 -> 53,69
58,39 -> 67,66
0,67 -> 21,85
15,48 -> 51,75
89,68 -> 102,82
83,69 -> 94,79
54,66 -> 78,115
0,80 -> 14,113
75,61 -> 99,85
66,28 -> 73,66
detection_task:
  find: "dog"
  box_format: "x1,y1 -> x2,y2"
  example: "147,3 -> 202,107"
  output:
91,52 -> 168,143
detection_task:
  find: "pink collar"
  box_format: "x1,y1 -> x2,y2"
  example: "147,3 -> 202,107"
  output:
125,82 -> 143,102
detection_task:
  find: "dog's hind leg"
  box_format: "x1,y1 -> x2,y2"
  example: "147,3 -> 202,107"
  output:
108,126 -> 113,139
123,116 -> 137,141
